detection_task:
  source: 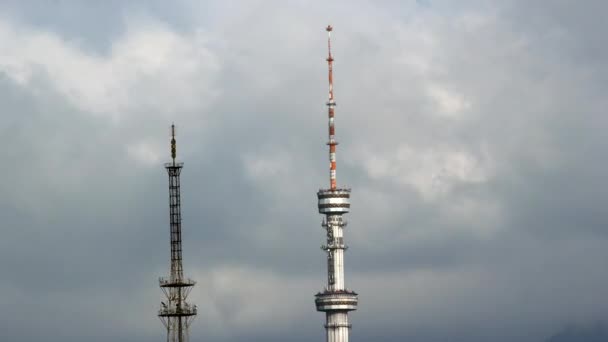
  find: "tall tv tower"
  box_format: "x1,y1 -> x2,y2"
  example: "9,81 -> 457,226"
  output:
158,124 -> 197,342
315,25 -> 358,342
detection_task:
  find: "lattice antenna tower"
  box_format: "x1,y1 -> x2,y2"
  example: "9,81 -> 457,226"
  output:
158,124 -> 197,342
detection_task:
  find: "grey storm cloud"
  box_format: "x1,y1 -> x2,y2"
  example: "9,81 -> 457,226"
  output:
0,1 -> 607,341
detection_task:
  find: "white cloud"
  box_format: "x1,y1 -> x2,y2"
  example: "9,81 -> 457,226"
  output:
127,140 -> 163,165
242,151 -> 291,181
188,265 -> 315,337
426,83 -> 472,117
357,144 -> 490,200
0,18 -> 221,121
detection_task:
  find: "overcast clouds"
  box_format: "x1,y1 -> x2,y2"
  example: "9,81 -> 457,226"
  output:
0,1 -> 607,341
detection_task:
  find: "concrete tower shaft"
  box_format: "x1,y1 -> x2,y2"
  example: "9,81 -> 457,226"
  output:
315,26 -> 358,342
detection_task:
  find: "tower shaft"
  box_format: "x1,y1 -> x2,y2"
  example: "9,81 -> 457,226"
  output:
315,26 -> 357,342
168,166 -> 184,281
159,125 -> 196,342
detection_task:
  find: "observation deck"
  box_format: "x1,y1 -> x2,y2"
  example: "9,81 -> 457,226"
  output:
158,303 -> 197,317
159,277 -> 196,288
318,188 -> 351,214
164,162 -> 184,168
315,289 -> 358,312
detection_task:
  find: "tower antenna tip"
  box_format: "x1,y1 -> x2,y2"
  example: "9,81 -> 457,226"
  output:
170,124 -> 177,164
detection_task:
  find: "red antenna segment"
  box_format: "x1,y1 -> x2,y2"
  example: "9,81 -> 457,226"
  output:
326,25 -> 337,190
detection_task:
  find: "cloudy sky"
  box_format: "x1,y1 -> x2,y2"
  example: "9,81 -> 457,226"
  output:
0,1 -> 607,341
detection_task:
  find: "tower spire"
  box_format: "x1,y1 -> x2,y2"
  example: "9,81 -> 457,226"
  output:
171,123 -> 177,166
159,124 -> 197,342
316,25 -> 358,342
326,25 -> 338,190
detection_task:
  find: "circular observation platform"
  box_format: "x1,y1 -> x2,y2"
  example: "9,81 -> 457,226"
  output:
158,303 -> 197,317
315,289 -> 358,312
317,188 -> 351,214
159,277 -> 196,288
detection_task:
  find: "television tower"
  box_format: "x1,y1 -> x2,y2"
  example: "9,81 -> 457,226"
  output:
158,124 -> 197,342
315,25 -> 358,342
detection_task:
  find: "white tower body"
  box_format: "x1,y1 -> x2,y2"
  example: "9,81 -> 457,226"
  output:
315,26 -> 358,342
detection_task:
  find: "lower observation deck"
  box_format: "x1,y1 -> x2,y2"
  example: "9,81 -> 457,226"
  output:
158,303 -> 197,317
315,289 -> 358,312
159,277 -> 196,288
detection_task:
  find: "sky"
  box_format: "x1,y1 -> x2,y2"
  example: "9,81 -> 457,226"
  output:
0,1 -> 607,341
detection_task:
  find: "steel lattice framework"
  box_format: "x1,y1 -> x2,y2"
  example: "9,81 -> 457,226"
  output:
315,25 -> 358,342
159,125 -> 196,342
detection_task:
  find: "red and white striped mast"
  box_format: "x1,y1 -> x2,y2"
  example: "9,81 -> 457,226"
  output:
327,25 -> 338,190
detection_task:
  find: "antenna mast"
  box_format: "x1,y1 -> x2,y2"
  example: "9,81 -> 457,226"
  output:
158,124 -> 197,342
326,25 -> 338,190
